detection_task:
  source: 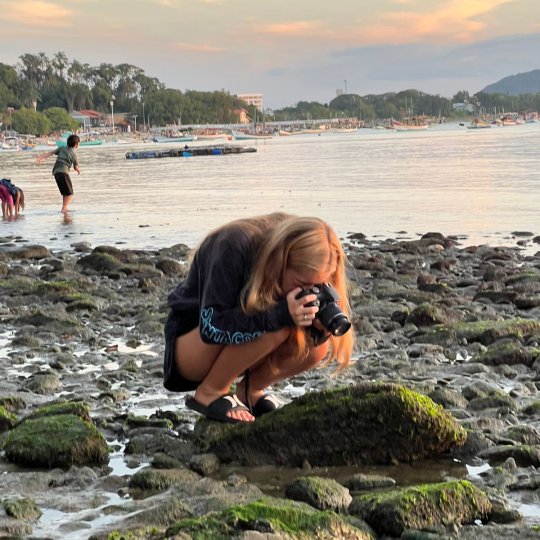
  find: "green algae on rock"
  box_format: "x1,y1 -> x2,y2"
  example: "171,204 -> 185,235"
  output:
474,341 -> 540,367
129,467 -> 200,493
26,400 -> 92,422
193,382 -> 466,467
0,405 -> 18,432
285,476 -> 352,512
166,497 -> 375,540
3,497 -> 42,521
418,318 -> 540,347
3,413 -> 109,467
349,480 -> 491,537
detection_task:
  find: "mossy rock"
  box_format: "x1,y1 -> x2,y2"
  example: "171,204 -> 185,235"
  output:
285,476 -> 352,512
349,480 -> 491,537
0,405 -> 18,432
10,335 -> 42,348
22,372 -> 61,394
166,497 -> 375,539
418,318 -> 540,346
0,244 -> 51,260
34,280 -> 91,301
3,497 -> 42,521
76,252 -> 122,273
3,414 -> 108,468
405,303 -> 460,327
92,245 -> 138,263
15,310 -> 82,335
194,382 -> 466,467
26,401 -> 91,422
453,318 -> 540,345
0,275 -> 38,293
128,467 -> 200,492
475,342 -> 540,367
0,396 -> 26,413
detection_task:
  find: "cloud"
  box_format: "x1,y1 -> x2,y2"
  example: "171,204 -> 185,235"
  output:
153,0 -> 221,5
361,0 -> 516,45
259,20 -> 321,37
172,41 -> 225,53
0,0 -> 72,27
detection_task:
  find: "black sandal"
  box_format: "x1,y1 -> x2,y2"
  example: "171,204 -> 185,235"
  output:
242,370 -> 282,417
185,394 -> 251,424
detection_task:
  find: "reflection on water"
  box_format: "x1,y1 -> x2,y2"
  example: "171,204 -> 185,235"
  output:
1,123 -> 540,251
217,458 -> 468,498
62,212 -> 73,226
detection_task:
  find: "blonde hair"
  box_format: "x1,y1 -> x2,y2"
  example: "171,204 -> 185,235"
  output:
242,214 -> 354,370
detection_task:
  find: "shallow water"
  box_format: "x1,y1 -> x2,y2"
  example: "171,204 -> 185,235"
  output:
2,123 -> 540,251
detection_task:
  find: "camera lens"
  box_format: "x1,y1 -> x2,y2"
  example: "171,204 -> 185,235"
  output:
317,303 -> 352,336
327,314 -> 352,336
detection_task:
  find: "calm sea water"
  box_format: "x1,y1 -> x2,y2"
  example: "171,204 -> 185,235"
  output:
2,122 -> 540,251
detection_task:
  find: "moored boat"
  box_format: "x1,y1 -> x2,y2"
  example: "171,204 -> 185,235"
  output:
152,135 -> 196,143
467,118 -> 491,129
0,136 -> 22,151
391,119 -> 429,131
231,130 -> 273,140
56,131 -> 103,147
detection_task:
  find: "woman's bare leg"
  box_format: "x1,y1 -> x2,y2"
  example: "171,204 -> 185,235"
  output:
175,327 -> 291,421
236,341 -> 329,407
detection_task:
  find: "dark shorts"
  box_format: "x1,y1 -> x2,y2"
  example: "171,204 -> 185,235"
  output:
163,310 -> 200,392
54,172 -> 73,196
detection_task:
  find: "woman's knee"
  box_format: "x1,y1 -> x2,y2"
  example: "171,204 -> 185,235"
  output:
262,327 -> 291,349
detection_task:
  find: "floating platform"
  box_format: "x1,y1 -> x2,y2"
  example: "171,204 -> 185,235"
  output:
125,144 -> 256,160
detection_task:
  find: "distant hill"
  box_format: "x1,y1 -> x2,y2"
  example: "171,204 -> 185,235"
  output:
481,69 -> 540,95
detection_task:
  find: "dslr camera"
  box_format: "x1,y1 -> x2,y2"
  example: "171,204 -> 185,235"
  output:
296,283 -> 351,336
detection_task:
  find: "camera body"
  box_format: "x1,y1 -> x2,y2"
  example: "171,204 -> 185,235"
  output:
296,283 -> 351,336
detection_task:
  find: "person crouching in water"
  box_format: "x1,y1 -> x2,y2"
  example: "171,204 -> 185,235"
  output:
37,134 -> 80,213
0,184 -> 24,220
163,213 -> 354,423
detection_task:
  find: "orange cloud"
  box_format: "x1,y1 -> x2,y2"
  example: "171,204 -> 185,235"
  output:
362,0 -> 515,44
0,0 -> 72,27
173,42 -> 225,53
259,21 -> 321,37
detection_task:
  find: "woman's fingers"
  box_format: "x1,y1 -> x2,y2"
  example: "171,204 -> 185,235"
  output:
286,288 -> 319,326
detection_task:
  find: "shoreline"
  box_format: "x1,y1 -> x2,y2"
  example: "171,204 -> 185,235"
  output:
0,233 -> 540,538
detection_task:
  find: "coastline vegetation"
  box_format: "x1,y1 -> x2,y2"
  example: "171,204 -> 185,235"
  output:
1,51 -> 540,136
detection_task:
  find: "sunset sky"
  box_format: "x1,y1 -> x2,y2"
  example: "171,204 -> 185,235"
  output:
0,0 -> 538,108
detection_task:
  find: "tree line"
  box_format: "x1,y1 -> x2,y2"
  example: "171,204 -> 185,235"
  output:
1,51 -> 540,135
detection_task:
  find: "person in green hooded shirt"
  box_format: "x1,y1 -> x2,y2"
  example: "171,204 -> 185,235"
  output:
37,134 -> 80,213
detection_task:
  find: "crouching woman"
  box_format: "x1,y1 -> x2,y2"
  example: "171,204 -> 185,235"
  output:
163,213 -> 354,423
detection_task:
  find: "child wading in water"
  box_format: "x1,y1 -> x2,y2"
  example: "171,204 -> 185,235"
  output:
37,134 -> 80,213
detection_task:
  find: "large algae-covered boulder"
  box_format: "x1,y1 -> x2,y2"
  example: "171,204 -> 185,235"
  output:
194,382 -> 466,466
166,497 -> 375,540
348,480 -> 491,537
3,413 -> 109,468
416,318 -> 540,346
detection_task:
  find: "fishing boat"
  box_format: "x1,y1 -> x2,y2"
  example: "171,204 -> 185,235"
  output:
391,118 -> 429,131
231,130 -> 273,140
0,136 -> 22,151
467,118 -> 491,129
330,127 -> 358,133
194,129 -> 229,141
56,131 -> 103,147
152,135 -> 196,143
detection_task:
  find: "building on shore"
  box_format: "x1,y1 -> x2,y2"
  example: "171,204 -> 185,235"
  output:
236,93 -> 264,112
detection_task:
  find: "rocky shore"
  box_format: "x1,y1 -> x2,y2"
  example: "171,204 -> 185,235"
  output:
0,232 -> 539,539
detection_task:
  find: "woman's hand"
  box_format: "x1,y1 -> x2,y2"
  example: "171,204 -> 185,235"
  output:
286,287 -> 320,327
